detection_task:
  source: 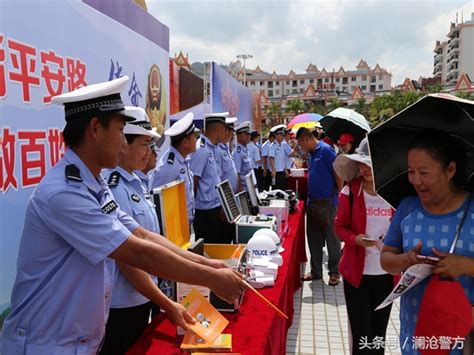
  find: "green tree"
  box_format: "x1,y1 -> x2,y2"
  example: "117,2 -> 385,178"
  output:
285,99 -> 305,116
305,102 -> 326,116
327,97 -> 343,111
455,91 -> 474,100
351,97 -> 368,117
426,84 -> 443,93
265,102 -> 282,127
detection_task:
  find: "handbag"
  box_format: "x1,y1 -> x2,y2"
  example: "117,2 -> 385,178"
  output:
414,195 -> 472,354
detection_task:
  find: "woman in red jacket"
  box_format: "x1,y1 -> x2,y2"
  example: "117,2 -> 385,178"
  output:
334,138 -> 394,355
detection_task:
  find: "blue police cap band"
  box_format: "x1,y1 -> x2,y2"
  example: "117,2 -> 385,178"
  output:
64,93 -> 126,122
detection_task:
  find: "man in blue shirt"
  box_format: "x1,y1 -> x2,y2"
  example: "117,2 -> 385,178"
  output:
296,127 -> 343,285
261,132 -> 275,191
190,113 -> 229,243
1,78 -> 244,354
153,112 -> 199,226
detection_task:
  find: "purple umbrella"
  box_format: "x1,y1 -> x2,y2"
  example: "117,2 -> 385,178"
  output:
287,113 -> 322,128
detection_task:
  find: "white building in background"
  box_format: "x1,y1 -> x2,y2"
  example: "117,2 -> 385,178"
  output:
433,12 -> 474,86
433,41 -> 448,83
228,59 -> 392,101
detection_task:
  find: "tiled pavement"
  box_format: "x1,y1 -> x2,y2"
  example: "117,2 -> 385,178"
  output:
286,245 -> 402,355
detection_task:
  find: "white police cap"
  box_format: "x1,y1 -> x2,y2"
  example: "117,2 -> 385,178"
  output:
225,116 -> 238,130
204,112 -> 229,125
270,124 -> 286,134
236,121 -> 252,134
165,112 -> 199,141
52,76 -> 130,122
123,107 -> 160,138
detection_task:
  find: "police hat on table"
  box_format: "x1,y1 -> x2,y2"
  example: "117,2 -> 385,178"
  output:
165,112 -> 199,141
236,121 -> 252,135
225,116 -> 238,130
270,124 -> 286,135
204,112 -> 229,125
123,106 -> 160,138
52,76 -> 131,122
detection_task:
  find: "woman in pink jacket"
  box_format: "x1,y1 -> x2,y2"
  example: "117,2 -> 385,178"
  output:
334,138 -> 395,355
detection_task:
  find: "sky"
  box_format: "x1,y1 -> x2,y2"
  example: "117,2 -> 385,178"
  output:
148,0 -> 473,86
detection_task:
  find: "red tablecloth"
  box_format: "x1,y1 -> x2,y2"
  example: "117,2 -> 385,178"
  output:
128,201 -> 307,355
287,174 -> 308,201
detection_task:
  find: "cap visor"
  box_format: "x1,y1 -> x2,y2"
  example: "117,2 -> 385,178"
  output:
124,124 -> 156,137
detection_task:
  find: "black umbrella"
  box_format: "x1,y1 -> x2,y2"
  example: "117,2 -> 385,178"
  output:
320,107 -> 371,147
367,94 -> 474,208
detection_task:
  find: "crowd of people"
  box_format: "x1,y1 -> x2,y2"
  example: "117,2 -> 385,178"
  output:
1,75 -> 473,355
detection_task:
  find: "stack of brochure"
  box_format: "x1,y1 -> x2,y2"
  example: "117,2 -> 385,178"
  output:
180,288 -> 232,352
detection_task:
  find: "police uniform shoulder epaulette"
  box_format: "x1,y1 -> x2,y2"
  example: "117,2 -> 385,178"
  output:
65,164 -> 82,182
237,146 -> 241,153
107,171 -> 121,187
167,152 -> 175,164
200,138 -> 205,147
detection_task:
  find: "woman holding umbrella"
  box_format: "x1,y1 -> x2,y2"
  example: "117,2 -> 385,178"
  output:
334,138 -> 395,354
380,130 -> 474,354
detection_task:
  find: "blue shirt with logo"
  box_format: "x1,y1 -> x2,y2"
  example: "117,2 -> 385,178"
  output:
307,141 -> 337,201
1,149 -> 138,354
153,146 -> 195,223
105,166 -> 161,309
268,141 -> 286,172
216,143 -> 238,193
189,136 -> 222,210
233,143 -> 252,190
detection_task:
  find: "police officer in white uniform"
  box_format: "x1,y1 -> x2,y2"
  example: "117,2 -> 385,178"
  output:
136,139 -> 160,193
261,131 -> 276,191
190,113 -> 228,243
248,130 -> 263,191
233,121 -> 252,191
216,116 -> 238,193
283,128 -> 294,173
1,78 -> 244,355
153,112 -> 199,226
102,106 -> 193,354
268,125 -> 288,190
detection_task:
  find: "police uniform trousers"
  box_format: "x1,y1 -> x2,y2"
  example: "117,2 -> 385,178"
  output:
263,169 -> 272,191
254,168 -> 264,192
219,219 -> 236,244
194,207 -> 223,244
306,199 -> 341,278
100,302 -> 152,355
272,171 -> 288,190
